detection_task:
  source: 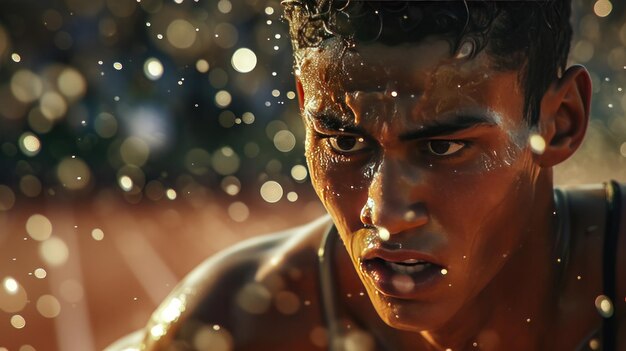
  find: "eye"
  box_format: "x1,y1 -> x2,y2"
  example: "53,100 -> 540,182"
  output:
427,140 -> 466,156
328,135 -> 369,154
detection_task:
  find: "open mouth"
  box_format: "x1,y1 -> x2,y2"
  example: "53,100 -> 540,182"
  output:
360,253 -> 445,298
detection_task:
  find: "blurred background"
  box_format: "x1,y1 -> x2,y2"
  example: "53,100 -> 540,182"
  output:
0,0 -> 624,350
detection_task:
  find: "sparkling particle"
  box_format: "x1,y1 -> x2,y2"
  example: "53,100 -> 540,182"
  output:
290,165 -> 308,182
113,62 -> 123,70
215,90 -> 232,108
160,297 -> 184,323
3,277 -> 18,294
119,175 -> 133,191
440,268 -> 448,275
589,339 -> 600,350
34,268 -> 47,279
287,191 -> 298,202
26,214 -> 53,241
595,295 -> 614,318
260,181 -> 283,203
273,130 -> 296,152
166,188 -> 177,200
378,227 -> 390,241
221,176 -> 241,196
593,0 -> 612,17
231,48 -> 257,73
286,91 -> 296,100
0,278 -> 27,313
265,7 -> 274,15
242,112 -> 255,124
143,58 -> 164,80
11,53 -> 21,62
150,324 -> 166,338
19,132 -> 41,156
196,59 -> 209,73
529,133 -> 546,155
91,228 -> 104,241
390,91 -> 398,97
10,315 -> 25,329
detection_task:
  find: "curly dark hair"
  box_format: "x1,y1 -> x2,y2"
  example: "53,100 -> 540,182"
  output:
282,0 -> 573,125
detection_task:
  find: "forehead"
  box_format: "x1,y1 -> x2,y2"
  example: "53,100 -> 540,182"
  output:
296,37 -> 522,127
299,37 -> 452,90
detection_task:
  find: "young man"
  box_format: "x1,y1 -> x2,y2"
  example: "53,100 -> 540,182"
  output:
108,1 -> 625,350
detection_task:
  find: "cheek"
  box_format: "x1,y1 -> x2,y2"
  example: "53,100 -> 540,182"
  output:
431,149 -> 539,258
305,135 -> 370,227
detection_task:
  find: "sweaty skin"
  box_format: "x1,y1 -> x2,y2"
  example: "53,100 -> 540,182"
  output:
296,37 -> 594,350
107,34 -> 626,351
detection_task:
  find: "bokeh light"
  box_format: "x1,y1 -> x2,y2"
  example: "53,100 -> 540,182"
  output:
56,157 -> 91,190
38,237 -> 69,267
231,48 -> 257,73
143,57 -> 164,80
260,180 -> 283,203
25,214 -> 53,241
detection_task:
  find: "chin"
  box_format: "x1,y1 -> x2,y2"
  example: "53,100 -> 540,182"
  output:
368,291 -> 456,333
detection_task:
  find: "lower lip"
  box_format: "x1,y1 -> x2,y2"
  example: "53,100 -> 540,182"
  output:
360,258 -> 444,298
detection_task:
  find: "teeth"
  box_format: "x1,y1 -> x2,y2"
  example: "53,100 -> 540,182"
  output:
387,261 -> 428,274
403,259 -> 420,264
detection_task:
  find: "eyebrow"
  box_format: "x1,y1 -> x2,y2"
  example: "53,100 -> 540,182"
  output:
307,112 -> 361,132
399,114 -> 498,140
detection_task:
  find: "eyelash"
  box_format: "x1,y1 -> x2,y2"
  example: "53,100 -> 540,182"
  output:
316,132 -> 471,160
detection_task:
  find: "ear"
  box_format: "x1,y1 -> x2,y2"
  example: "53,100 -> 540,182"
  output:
295,77 -> 305,112
535,65 -> 591,167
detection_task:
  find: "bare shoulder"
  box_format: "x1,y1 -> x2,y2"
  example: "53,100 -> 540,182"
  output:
558,182 -> 626,349
107,215 -> 334,351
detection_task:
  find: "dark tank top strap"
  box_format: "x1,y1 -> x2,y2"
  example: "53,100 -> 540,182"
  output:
318,223 -> 342,351
602,180 -> 622,350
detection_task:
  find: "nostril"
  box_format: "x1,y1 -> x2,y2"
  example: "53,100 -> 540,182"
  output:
360,204 -> 373,225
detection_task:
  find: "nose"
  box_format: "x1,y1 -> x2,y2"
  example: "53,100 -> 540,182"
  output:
359,155 -> 428,235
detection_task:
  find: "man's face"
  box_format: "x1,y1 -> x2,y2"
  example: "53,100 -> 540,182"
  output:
298,37 -> 547,331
